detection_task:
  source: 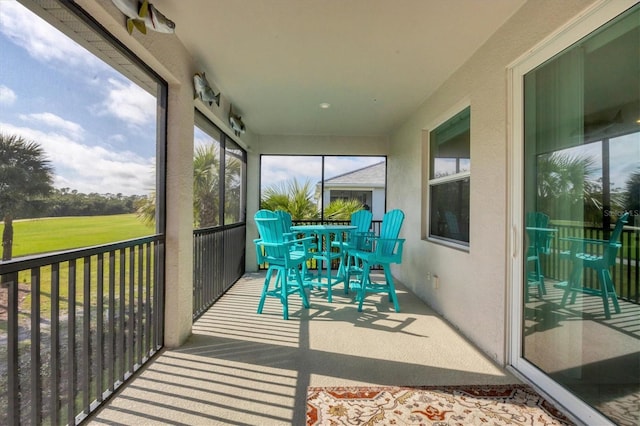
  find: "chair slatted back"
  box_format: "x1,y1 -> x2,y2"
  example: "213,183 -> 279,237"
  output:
379,209 -> 405,256
351,209 -> 372,232
526,211 -> 549,228
526,212 -> 552,255
254,210 -> 289,263
275,210 -> 293,232
350,209 -> 373,249
606,212 -> 629,265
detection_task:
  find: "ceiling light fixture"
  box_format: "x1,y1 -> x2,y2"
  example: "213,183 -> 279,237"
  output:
319,102 -> 331,109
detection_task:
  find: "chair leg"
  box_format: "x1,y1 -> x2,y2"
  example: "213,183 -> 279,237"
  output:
294,267 -> 310,309
275,268 -> 288,320
600,269 -> 620,319
340,251 -> 350,294
357,262 -> 372,312
561,263 -> 583,307
258,266 -> 276,314
383,265 -> 400,313
343,253 -> 350,294
535,256 -> 547,296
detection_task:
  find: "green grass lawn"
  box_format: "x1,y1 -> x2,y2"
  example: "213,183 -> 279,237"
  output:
0,214 -> 156,327
7,214 -> 155,257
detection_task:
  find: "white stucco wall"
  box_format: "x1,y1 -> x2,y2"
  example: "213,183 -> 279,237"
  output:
387,0 -> 598,365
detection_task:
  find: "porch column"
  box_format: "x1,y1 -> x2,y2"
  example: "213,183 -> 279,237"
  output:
164,84 -> 196,348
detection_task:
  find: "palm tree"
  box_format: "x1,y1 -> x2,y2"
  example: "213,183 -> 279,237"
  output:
135,191 -> 156,226
536,151 -> 599,221
261,179 -> 318,219
0,133 -> 54,261
623,170 -> 640,226
223,152 -> 242,224
193,144 -> 220,227
137,144 -> 242,228
324,199 -> 364,220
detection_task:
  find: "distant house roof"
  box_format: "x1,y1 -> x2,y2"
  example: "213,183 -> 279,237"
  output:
323,161 -> 386,188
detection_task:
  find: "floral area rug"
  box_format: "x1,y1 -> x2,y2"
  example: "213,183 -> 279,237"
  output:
307,385 -> 575,425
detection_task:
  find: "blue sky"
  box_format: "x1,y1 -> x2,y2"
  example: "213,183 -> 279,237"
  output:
557,135 -> 639,190
0,1 -> 156,196
259,155 -> 385,190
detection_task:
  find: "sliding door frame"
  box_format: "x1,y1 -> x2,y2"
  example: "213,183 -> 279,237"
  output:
506,1 -> 637,424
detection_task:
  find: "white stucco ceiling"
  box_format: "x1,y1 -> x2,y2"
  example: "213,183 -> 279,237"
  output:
152,0 -> 526,137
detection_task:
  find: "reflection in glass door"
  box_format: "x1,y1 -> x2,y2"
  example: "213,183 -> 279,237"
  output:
522,5 -> 639,425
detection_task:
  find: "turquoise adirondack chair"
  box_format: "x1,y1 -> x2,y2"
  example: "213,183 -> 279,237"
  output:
331,209 -> 373,293
560,212 -> 629,319
347,209 -> 405,312
254,210 -> 312,319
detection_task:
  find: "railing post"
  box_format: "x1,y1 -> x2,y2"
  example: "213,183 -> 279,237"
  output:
51,263 -> 61,426
30,268 -> 42,425
6,272 -> 20,425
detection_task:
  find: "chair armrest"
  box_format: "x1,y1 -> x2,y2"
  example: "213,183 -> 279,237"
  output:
256,236 -> 314,248
372,237 -> 406,261
254,238 -> 266,264
352,231 -> 375,250
560,237 -> 622,265
561,237 -> 621,248
561,236 -> 608,245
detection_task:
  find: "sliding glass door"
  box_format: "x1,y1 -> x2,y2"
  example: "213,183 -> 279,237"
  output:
520,4 -> 639,425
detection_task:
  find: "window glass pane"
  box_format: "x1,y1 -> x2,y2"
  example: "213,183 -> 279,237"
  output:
224,140 -> 245,224
193,121 -> 221,227
323,156 -> 385,220
259,155 -> 386,220
429,179 -> 470,243
428,107 -> 470,245
430,107 -> 470,178
0,1 -> 162,259
522,5 -> 640,424
260,155 -> 322,219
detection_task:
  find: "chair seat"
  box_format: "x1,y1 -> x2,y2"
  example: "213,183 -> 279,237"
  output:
575,253 -> 603,262
349,249 -> 400,265
267,249 -> 308,263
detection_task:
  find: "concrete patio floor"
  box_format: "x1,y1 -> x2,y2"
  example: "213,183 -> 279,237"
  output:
89,271 -> 520,425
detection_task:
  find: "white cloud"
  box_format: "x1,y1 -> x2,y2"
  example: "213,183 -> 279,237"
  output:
261,156 -> 322,189
0,122 -> 155,195
0,84 -> 17,105
108,134 -> 126,144
260,155 -> 384,189
95,78 -> 156,126
19,112 -> 84,140
0,1 -> 100,68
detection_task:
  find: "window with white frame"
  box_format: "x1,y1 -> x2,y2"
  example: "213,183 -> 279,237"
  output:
428,106 -> 470,245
